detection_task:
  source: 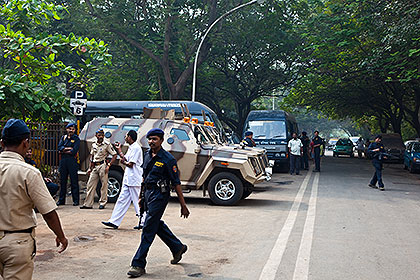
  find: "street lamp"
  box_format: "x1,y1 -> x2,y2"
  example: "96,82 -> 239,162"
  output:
191,0 -> 265,102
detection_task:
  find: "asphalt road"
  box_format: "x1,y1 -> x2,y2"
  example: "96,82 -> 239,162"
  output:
19,154 -> 420,279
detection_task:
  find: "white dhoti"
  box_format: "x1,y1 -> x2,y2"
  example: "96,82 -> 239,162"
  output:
108,184 -> 140,226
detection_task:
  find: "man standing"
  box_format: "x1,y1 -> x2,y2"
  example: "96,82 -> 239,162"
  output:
299,131 -> 310,170
368,135 -> 387,191
128,128 -> 190,278
288,132 -> 303,175
0,119 -> 68,279
242,131 -> 256,147
356,137 -> 365,159
57,123 -> 80,206
312,130 -> 324,172
81,129 -> 117,209
102,130 -> 143,229
24,147 -> 59,197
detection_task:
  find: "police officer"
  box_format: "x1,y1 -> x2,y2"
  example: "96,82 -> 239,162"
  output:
0,119 -> 68,280
312,130 -> 324,172
57,123 -> 80,206
299,131 -> 310,170
24,147 -> 59,197
80,129 -> 117,209
127,128 -> 190,278
242,131 -> 256,147
368,135 -> 387,191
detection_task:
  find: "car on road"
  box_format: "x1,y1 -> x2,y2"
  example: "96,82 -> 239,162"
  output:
333,138 -> 354,157
403,141 -> 420,173
78,108 -> 271,206
380,133 -> 405,163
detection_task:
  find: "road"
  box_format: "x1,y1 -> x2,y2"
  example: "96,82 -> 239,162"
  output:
26,154 -> 420,280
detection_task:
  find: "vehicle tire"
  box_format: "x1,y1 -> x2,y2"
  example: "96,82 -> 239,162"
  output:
241,189 -> 253,199
333,152 -> 336,157
96,170 -> 123,203
350,153 -> 354,158
208,172 -> 243,206
409,162 -> 416,174
403,163 -> 408,170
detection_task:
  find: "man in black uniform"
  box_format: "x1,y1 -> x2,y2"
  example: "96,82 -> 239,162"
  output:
312,130 -> 324,172
242,131 -> 256,147
300,131 -> 310,170
128,128 -> 190,278
57,123 -> 80,206
368,135 -> 387,191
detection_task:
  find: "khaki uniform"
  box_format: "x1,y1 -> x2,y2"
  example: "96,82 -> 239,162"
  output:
0,151 -> 57,280
83,141 -> 116,207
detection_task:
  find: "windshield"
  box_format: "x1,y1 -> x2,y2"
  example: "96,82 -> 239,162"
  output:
246,120 -> 287,139
337,139 -> 352,146
413,143 -> 420,152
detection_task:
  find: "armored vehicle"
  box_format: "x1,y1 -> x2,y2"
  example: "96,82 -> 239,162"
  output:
78,109 -> 271,206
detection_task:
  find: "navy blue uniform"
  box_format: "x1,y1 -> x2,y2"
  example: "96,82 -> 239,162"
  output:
312,136 -> 324,171
131,148 -> 184,269
25,159 -> 59,197
242,137 -> 256,147
300,135 -> 310,169
368,142 -> 385,188
57,134 -> 80,205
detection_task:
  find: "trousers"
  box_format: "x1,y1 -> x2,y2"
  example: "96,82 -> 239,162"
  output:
301,151 -> 309,169
131,188 -> 183,268
83,164 -> 108,207
58,157 -> 79,205
370,160 -> 384,187
0,232 -> 35,280
314,148 -> 321,171
108,184 -> 140,226
290,154 -> 301,174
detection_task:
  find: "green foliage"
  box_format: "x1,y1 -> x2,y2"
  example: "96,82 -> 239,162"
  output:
0,0 -> 111,121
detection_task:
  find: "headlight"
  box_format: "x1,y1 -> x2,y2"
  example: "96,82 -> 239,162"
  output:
414,158 -> 419,162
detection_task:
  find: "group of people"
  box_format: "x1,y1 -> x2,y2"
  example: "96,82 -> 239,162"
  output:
0,119 -> 190,279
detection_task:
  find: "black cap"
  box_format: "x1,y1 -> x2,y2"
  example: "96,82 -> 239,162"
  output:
146,128 -> 164,138
375,135 -> 382,140
1,119 -> 30,139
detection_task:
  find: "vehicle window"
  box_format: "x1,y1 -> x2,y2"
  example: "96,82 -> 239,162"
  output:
413,143 -> 420,152
122,125 -> 140,131
246,120 -> 287,139
101,124 -> 118,129
170,128 -> 190,141
337,139 -> 351,146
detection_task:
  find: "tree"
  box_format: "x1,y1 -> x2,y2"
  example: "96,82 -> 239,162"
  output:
0,0 -> 111,121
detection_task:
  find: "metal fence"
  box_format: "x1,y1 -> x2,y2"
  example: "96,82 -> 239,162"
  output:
0,120 -> 66,182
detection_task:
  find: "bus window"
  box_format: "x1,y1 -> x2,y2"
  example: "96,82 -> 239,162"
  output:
122,125 -> 140,131
246,120 -> 287,139
170,128 -> 190,141
101,124 -> 118,130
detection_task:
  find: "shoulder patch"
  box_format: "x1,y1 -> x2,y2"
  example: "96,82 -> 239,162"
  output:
71,140 -> 75,143
173,165 -> 177,173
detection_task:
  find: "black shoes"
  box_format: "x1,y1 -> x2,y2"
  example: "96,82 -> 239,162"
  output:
133,225 -> 143,230
102,221 -> 118,229
368,184 -> 378,189
73,203 -> 79,206
99,205 -> 105,209
56,202 -> 65,206
80,205 -> 93,209
127,266 -> 145,278
378,186 -> 385,191
171,245 -> 187,264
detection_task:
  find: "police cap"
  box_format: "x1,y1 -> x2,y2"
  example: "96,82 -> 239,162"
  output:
96,129 -> 104,134
244,131 -> 253,137
374,135 -> 382,140
1,119 -> 30,140
66,123 -> 77,129
146,128 -> 164,139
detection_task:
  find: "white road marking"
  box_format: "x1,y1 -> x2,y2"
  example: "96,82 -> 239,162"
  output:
293,172 -> 319,280
258,171 -> 312,280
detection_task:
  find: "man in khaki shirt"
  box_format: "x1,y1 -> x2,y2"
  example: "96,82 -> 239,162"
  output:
0,119 -> 68,280
80,129 -> 117,209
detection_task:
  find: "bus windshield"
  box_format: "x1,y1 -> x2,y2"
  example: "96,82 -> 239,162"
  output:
246,120 -> 287,140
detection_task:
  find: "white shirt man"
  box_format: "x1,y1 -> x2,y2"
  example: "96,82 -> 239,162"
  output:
288,133 -> 303,175
102,130 -> 143,229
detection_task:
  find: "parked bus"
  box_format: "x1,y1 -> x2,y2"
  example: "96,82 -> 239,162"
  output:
243,110 -> 298,170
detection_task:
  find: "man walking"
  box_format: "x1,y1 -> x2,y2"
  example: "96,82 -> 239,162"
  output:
368,135 -> 387,191
288,132 -> 303,175
312,130 -> 324,172
127,128 -> 190,278
102,130 -> 143,229
0,119 -> 68,280
57,123 -> 80,206
81,129 -> 117,209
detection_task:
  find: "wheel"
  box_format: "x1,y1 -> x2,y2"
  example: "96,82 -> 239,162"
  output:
241,189 -> 253,199
208,172 -> 243,206
350,153 -> 354,158
96,169 -> 123,203
333,152 -> 336,157
409,162 -> 416,174
403,163 -> 408,170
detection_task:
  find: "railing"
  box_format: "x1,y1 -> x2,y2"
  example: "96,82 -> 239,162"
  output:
0,120 -> 67,182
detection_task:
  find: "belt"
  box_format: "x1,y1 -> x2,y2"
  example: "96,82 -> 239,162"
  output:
4,228 -> 33,234
93,161 -> 105,166
144,183 -> 158,190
